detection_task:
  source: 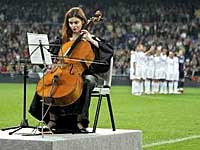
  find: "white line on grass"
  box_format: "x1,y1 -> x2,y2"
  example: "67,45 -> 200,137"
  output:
143,135 -> 200,148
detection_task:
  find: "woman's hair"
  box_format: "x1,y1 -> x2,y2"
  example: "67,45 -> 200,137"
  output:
61,7 -> 87,43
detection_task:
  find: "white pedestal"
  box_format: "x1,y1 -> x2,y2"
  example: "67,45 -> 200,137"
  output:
0,128 -> 142,150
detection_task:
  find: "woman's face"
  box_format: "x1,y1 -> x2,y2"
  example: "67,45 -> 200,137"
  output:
68,17 -> 83,34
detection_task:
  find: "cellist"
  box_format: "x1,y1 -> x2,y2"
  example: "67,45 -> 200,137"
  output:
29,7 -> 113,133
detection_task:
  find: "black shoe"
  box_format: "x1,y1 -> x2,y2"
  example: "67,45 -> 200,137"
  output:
77,122 -> 89,133
78,127 -> 89,133
38,120 -> 56,133
38,126 -> 53,133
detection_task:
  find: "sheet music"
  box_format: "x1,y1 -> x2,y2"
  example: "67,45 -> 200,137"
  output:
27,32 -> 52,65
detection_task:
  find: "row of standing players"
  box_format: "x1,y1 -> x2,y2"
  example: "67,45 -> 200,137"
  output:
130,44 -> 185,96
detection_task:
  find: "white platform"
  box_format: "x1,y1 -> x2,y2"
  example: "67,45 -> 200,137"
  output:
0,128 -> 142,150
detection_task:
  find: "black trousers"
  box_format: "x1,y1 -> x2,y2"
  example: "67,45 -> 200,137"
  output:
29,75 -> 97,129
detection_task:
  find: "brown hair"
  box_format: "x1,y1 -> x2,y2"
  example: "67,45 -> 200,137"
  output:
61,7 -> 87,43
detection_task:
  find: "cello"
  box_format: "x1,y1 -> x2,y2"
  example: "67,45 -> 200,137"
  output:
36,11 -> 102,106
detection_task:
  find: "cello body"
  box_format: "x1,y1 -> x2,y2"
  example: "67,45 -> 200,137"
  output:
36,40 -> 95,106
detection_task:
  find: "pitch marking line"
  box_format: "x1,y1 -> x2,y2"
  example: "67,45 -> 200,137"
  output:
143,135 -> 200,148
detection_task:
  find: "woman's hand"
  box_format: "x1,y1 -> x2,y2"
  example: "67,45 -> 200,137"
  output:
81,29 -> 99,47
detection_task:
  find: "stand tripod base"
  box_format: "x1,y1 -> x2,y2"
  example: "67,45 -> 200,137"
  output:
33,121 -> 53,135
1,119 -> 35,135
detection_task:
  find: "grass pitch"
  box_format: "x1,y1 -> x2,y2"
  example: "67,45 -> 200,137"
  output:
0,83 -> 200,149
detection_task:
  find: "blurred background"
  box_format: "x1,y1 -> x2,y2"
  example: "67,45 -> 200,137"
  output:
0,0 -> 200,85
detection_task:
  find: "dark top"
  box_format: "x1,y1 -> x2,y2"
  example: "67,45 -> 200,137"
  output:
178,55 -> 184,72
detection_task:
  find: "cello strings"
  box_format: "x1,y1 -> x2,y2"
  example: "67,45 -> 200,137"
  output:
51,55 -> 106,65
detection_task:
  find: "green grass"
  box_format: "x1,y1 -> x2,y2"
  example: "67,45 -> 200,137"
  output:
0,83 -> 200,149
145,139 -> 200,150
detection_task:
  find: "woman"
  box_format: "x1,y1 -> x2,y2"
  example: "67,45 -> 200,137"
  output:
29,7 -> 113,133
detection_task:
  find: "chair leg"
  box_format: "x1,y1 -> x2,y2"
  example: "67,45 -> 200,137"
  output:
92,95 -> 102,133
106,94 -> 116,131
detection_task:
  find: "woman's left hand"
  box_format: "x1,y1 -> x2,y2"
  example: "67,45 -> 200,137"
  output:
81,29 -> 99,47
81,29 -> 93,42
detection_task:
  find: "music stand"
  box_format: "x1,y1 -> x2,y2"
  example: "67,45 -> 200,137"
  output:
1,59 -> 35,135
27,33 -> 55,136
2,33 -> 55,136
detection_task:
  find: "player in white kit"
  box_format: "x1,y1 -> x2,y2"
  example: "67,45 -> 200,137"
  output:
134,43 -> 146,95
144,45 -> 155,94
173,53 -> 179,94
152,46 -> 162,94
130,50 -> 136,95
159,48 -> 168,94
166,51 -> 175,94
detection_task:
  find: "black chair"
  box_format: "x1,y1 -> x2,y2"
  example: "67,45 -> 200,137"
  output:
91,57 -> 116,133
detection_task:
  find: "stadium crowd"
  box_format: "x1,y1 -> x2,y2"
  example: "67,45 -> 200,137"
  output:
0,0 -> 200,81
